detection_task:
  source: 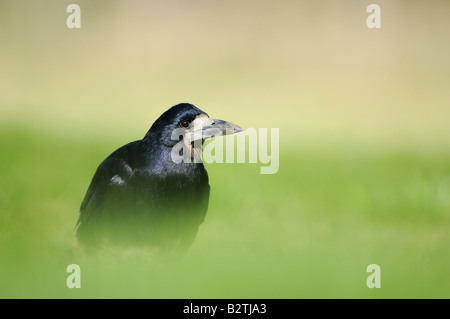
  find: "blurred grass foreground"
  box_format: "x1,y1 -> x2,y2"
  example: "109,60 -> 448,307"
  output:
0,1 -> 449,298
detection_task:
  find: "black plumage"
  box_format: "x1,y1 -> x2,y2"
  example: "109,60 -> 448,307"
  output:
76,103 -> 242,253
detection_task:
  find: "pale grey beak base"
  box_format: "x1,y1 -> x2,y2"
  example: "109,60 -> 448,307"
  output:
202,119 -> 243,140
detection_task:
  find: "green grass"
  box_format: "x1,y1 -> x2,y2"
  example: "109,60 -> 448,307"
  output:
0,124 -> 448,298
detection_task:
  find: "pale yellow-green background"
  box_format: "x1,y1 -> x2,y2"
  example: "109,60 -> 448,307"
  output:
1,1 -> 448,145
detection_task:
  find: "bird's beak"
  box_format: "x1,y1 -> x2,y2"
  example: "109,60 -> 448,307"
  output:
201,118 -> 244,140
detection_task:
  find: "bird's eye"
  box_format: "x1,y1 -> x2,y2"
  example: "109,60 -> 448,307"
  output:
180,120 -> 189,128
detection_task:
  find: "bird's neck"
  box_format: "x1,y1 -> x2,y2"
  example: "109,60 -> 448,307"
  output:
142,141 -> 205,177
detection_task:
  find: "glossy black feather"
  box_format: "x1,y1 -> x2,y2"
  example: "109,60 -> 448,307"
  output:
76,103 -> 210,252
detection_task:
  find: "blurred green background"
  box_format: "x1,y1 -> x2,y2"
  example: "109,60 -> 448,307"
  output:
0,0 -> 449,298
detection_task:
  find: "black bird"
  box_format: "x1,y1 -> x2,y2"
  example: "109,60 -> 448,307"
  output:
76,103 -> 242,254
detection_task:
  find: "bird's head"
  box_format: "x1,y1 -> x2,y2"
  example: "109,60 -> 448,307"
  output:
144,103 -> 243,162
